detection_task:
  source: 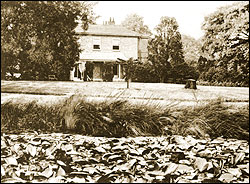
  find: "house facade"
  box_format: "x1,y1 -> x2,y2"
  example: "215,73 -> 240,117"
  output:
70,19 -> 149,82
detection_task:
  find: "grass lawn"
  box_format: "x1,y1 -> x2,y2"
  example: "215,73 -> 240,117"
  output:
1,80 -> 249,107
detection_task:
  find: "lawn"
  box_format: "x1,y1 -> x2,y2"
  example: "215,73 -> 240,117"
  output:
1,80 -> 249,107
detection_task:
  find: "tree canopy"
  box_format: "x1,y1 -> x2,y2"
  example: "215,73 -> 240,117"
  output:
1,1 -> 98,80
148,16 -> 192,83
199,1 -> 249,86
121,13 -> 152,36
181,34 -> 202,68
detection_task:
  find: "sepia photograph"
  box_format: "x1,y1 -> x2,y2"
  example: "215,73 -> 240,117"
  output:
1,1 -> 249,183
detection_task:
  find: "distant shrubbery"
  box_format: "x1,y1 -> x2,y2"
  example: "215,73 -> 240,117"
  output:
1,94 -> 249,140
131,61 -> 199,83
131,62 -> 159,83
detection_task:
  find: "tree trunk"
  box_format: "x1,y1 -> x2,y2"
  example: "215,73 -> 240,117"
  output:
127,78 -> 131,88
127,79 -> 131,88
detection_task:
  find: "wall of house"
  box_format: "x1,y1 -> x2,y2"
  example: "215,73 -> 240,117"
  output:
77,35 -> 138,59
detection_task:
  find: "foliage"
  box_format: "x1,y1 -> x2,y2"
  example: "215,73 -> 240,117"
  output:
102,63 -> 114,82
121,58 -> 137,81
132,61 -> 159,83
199,1 -> 249,86
1,132 -> 249,183
181,34 -> 202,68
118,58 -> 140,88
121,13 -> 152,36
148,16 -> 190,83
1,1 -> 97,81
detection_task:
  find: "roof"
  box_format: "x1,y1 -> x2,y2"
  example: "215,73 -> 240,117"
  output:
79,52 -> 128,62
75,24 -> 142,37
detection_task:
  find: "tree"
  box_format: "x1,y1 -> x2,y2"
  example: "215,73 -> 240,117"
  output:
117,58 -> 139,88
181,34 -> 202,68
148,16 -> 186,83
200,1 -> 249,86
1,1 -> 98,80
121,13 -> 152,36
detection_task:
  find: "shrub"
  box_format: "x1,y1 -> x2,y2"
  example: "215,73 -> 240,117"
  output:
132,62 -> 159,83
102,63 -> 114,82
170,99 -> 249,140
1,95 -> 249,140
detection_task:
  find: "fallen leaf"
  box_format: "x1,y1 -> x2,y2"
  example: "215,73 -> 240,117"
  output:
26,144 -> 37,157
57,166 -> 66,176
68,177 -> 86,183
48,176 -> 65,183
176,164 -> 194,174
41,166 -> 54,178
234,152 -> 245,165
165,163 -> 178,174
227,168 -> 242,178
83,167 -> 98,175
1,165 -> 6,176
194,157 -> 208,172
5,156 -> 18,166
218,173 -> 235,183
95,147 -> 106,153
57,160 -> 67,167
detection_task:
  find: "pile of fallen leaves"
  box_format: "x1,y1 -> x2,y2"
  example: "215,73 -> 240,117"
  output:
1,133 -> 249,183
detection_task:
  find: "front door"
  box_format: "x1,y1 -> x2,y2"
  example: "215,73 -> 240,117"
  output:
93,63 -> 103,81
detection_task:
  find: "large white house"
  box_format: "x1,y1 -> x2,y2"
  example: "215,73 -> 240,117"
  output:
70,19 -> 149,81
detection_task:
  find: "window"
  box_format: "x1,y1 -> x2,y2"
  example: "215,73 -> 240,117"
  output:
93,37 -> 101,50
112,38 -> 120,51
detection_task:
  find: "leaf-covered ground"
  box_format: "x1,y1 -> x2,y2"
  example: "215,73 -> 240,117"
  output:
1,133 -> 249,183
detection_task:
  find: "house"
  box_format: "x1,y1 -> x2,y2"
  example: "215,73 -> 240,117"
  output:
70,18 -> 149,82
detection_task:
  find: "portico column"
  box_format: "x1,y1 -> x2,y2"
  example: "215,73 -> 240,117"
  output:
118,64 -> 121,79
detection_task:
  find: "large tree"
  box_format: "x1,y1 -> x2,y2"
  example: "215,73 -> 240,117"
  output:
148,16 -> 187,83
1,1 -> 97,80
181,35 -> 202,68
199,1 -> 249,86
121,13 -> 152,36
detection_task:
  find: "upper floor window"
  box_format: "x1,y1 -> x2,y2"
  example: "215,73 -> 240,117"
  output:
93,37 -> 101,50
112,38 -> 120,51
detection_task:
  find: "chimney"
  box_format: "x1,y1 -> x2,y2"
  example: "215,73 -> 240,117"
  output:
112,17 -> 115,25
109,17 -> 112,24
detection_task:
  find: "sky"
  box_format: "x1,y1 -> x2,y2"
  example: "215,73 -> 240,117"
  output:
92,1 -> 240,39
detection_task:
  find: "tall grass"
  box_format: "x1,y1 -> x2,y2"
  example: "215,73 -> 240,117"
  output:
169,99 -> 249,140
1,94 -> 249,140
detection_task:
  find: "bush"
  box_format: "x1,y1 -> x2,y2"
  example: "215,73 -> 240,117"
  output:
102,63 -> 114,82
132,62 -> 159,83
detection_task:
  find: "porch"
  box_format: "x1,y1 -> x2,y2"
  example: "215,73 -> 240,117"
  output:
70,52 -> 128,82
